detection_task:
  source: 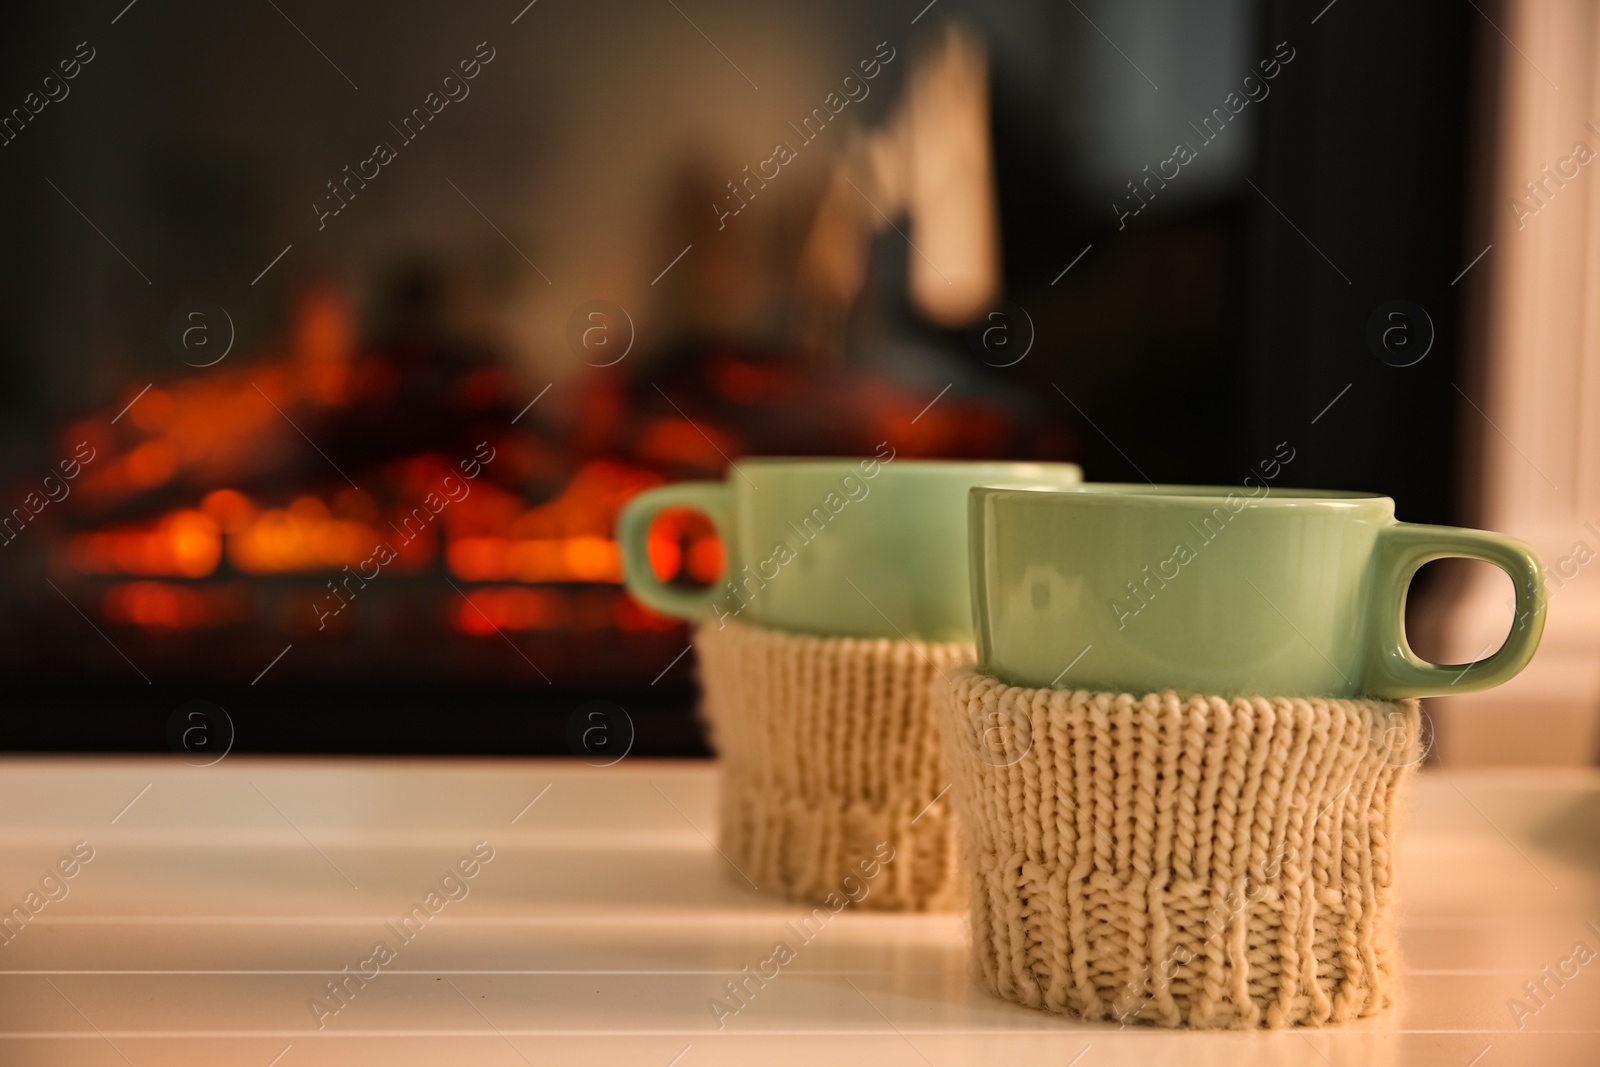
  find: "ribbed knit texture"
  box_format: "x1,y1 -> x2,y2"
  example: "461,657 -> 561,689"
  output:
696,618 -> 973,911
938,668 -> 1419,1029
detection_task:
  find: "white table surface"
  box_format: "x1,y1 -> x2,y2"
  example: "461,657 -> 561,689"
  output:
0,756 -> 1596,1066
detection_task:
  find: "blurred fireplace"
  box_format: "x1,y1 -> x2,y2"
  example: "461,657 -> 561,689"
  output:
9,274 -> 1068,715
22,283 -> 685,691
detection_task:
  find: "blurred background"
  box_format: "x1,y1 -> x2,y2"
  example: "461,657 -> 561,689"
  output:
0,0 -> 1594,763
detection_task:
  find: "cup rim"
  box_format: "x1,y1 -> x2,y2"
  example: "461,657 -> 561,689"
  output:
972,483 -> 1392,508
736,457 -> 1084,476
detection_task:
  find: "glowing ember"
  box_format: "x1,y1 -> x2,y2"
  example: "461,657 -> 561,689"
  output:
69,510 -> 222,579
65,459 -> 714,601
447,535 -> 622,583
101,581 -> 246,629
228,496 -> 390,575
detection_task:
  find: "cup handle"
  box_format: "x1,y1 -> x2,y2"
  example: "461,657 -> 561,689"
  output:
616,482 -> 733,620
1365,522 -> 1546,697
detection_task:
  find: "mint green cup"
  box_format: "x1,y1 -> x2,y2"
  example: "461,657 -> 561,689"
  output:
971,484 -> 1547,699
618,457 -> 1082,640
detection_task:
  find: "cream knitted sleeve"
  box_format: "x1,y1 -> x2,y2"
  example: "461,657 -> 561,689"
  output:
696,617 -> 972,911
939,668 -> 1420,1029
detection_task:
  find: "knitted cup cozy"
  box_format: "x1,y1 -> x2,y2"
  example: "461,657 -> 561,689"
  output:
938,668 -> 1420,1029
695,617 -> 973,911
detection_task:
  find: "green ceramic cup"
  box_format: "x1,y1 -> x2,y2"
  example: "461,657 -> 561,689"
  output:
971,484 -> 1547,698
618,456 -> 1083,640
